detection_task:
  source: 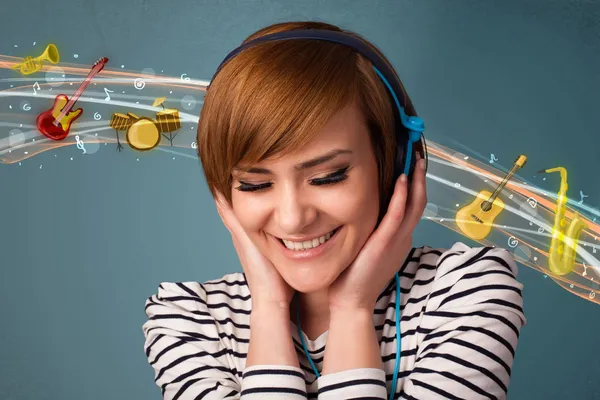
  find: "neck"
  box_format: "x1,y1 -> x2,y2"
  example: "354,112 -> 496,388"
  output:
292,289 -> 331,340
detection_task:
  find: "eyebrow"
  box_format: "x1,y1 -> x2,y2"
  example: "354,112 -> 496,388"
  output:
239,149 -> 353,175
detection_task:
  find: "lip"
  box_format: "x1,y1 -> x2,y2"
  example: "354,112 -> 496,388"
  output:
271,226 -> 342,260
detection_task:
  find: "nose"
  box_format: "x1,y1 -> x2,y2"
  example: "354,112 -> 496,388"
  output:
274,184 -> 317,234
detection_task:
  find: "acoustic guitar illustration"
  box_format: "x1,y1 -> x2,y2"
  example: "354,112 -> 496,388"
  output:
456,155 -> 527,240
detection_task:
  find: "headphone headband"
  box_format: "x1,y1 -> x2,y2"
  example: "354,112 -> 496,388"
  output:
209,28 -> 426,180
213,30 -> 403,101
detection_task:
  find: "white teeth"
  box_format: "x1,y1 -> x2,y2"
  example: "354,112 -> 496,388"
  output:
282,229 -> 337,251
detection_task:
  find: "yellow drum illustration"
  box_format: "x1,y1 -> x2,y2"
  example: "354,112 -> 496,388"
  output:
126,117 -> 161,151
156,108 -> 181,133
109,112 -> 132,131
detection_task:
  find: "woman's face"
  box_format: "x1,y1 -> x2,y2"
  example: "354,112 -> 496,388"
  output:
231,101 -> 380,293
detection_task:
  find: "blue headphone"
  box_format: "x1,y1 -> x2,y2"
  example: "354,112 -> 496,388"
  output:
211,29 -> 426,399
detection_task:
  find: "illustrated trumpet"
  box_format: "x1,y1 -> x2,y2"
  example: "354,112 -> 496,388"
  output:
10,44 -> 60,75
538,166 -> 587,275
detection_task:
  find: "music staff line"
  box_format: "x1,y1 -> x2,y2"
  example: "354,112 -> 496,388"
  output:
0,75 -> 211,87
425,172 -> 600,274
0,89 -> 205,110
429,211 -> 599,271
0,124 -> 198,161
0,99 -> 201,153
430,156 -> 600,221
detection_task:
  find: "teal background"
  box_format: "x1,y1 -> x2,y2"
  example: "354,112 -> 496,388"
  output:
1,0 -> 599,399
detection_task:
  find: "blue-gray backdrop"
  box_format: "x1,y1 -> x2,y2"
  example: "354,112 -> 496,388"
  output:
1,0 -> 599,399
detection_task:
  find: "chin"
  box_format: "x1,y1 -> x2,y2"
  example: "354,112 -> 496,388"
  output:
283,270 -> 339,294
265,226 -> 352,294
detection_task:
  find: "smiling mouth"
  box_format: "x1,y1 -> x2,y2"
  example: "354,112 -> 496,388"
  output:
277,227 -> 342,251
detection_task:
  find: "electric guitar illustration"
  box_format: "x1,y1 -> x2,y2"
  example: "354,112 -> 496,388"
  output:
36,57 -> 109,141
456,154 -> 527,240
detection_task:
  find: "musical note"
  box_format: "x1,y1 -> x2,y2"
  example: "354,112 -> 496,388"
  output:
32,81 -> 40,95
507,236 -> 519,248
490,153 -> 498,163
133,78 -> 145,90
578,190 -> 588,204
104,88 -> 114,101
526,197 -> 537,208
583,263 -> 588,276
191,142 -> 197,149
75,135 -> 86,154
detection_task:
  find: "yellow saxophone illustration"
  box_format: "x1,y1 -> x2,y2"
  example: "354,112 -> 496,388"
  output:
539,167 -> 587,275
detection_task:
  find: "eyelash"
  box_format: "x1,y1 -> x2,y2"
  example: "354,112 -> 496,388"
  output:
235,166 -> 350,192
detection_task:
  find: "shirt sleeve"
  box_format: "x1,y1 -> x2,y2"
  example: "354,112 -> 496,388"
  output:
143,282 -> 308,399
399,245 -> 526,400
317,368 -> 388,399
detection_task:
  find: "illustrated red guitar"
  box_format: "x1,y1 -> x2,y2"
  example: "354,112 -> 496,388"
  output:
36,57 -> 108,141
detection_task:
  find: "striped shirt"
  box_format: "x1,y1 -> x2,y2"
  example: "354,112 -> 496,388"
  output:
143,242 -> 526,399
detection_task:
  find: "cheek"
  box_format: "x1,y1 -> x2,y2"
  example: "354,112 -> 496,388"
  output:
318,174 -> 380,225
230,192 -> 271,233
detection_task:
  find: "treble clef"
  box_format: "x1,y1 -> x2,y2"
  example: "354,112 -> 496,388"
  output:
75,135 -> 86,154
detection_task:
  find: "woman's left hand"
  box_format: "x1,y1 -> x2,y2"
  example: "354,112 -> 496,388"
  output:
328,156 -> 428,313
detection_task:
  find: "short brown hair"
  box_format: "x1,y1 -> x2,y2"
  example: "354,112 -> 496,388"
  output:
197,20 -> 422,213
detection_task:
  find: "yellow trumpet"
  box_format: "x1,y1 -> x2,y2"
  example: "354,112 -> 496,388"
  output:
10,44 -> 60,75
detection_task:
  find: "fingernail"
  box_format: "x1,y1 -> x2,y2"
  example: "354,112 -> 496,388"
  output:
400,174 -> 407,183
419,159 -> 426,169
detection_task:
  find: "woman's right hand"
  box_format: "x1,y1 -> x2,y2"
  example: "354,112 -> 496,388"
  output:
216,193 -> 299,369
215,193 -> 295,309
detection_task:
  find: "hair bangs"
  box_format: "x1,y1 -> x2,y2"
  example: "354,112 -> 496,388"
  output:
226,40 -> 360,169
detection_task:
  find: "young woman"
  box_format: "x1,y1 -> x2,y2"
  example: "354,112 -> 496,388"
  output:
143,21 -> 525,399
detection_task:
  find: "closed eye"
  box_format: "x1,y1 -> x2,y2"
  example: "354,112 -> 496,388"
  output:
309,166 -> 349,186
235,181 -> 272,192
234,166 -> 350,192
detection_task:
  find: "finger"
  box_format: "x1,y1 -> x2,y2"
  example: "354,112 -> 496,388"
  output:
214,193 -> 243,235
214,195 -> 233,234
369,173 -> 409,245
230,233 -> 243,256
215,204 -> 232,234
214,193 -> 255,247
399,157 -> 428,232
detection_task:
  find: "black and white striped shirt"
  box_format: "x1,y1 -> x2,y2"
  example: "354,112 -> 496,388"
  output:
143,242 -> 526,399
